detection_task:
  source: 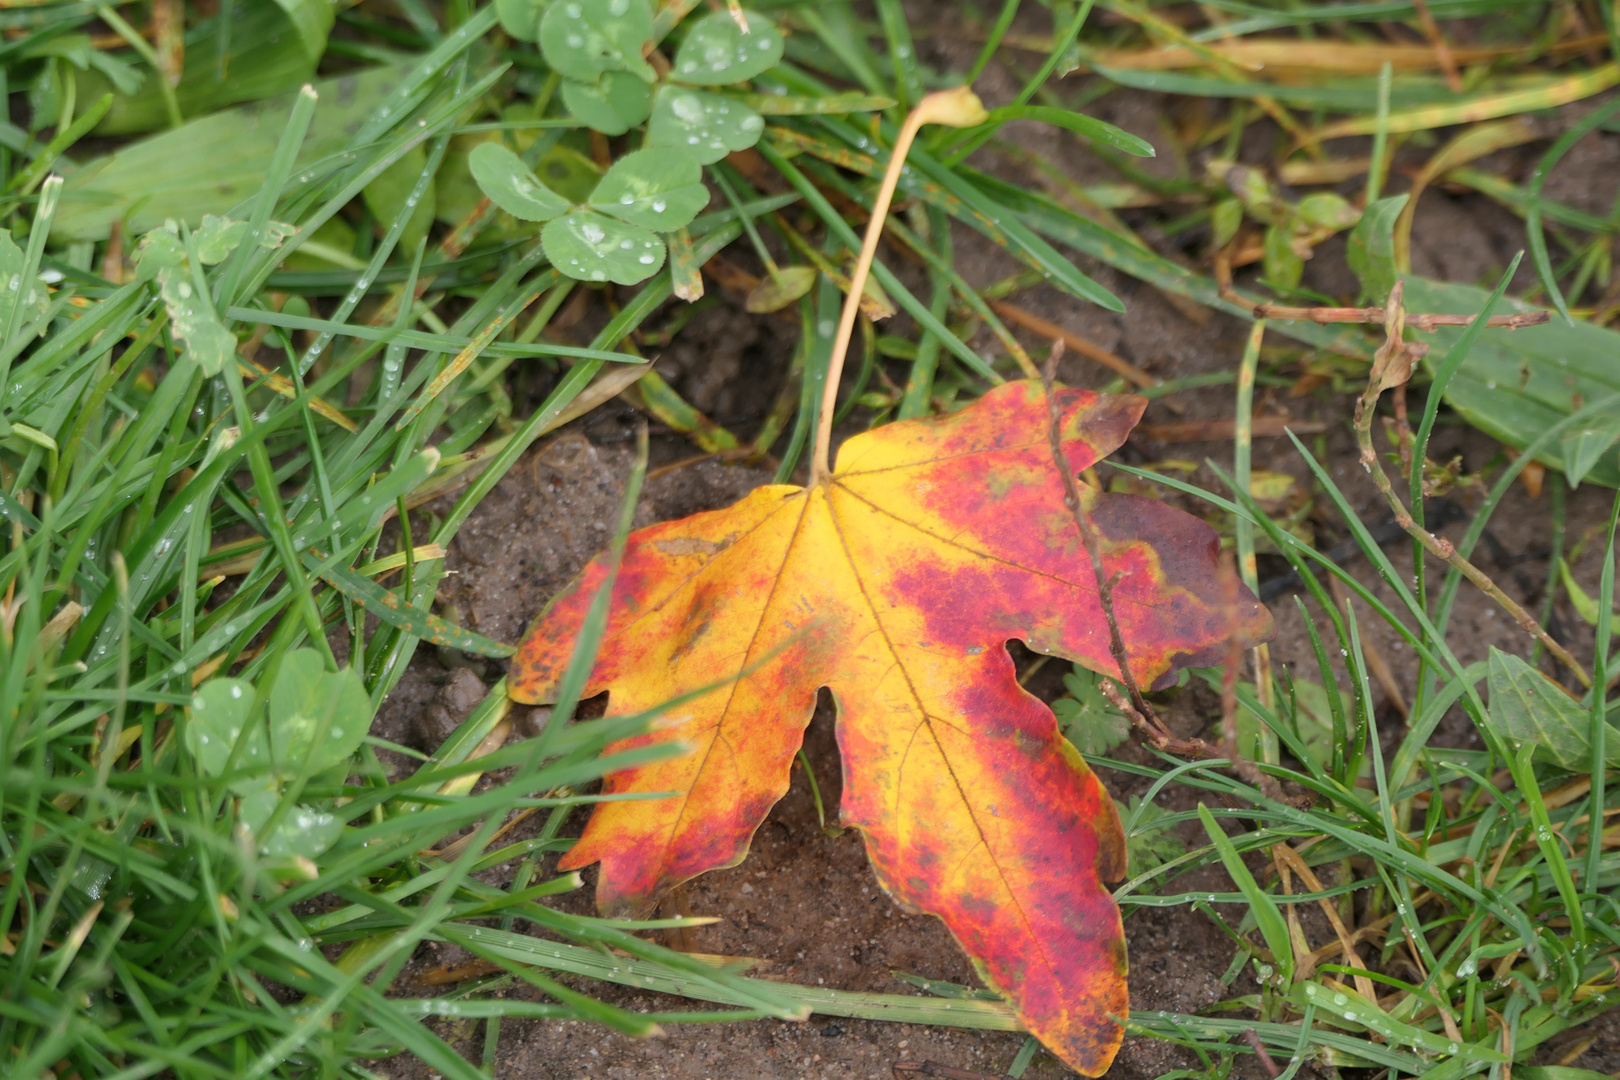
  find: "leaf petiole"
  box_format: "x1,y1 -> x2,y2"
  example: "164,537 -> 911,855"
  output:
808,87 -> 989,484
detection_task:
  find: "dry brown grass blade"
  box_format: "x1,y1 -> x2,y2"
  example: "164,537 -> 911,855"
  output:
238,359 -> 358,432
990,300 -> 1156,388
1393,119 -> 1542,272
1272,844 -> 1376,1001
1279,157 -> 1373,186
415,958 -> 505,986
1138,418 -> 1325,442
1410,0 -> 1462,91
1088,35 -> 1610,74
381,363 -> 653,520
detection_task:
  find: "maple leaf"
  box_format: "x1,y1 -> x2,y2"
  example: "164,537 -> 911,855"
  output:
510,379 -> 1273,1074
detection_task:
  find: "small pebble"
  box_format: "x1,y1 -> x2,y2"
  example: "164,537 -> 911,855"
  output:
820,1025 -> 843,1038
739,882 -> 754,894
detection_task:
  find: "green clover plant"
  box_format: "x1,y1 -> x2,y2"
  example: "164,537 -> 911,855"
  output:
184,648 -> 372,865
482,0 -> 783,285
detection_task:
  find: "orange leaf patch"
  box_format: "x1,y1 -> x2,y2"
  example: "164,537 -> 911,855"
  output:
510,380 -> 1273,1074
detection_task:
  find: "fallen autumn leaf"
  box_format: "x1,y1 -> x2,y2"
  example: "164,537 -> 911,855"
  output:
510,378 -> 1273,1074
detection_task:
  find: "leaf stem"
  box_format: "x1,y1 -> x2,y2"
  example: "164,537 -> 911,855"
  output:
1352,281 -> 1591,689
1038,344 -> 1213,760
809,87 -> 988,484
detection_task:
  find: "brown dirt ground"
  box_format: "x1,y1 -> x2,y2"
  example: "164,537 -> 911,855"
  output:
362,7 -> 1620,1079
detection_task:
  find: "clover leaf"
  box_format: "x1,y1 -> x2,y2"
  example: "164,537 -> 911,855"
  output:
185,677 -> 269,794
542,211 -> 667,284
586,147 -> 708,231
258,804 -> 346,859
267,648 -> 372,776
648,85 -> 764,164
132,224 -> 239,376
671,8 -> 783,85
468,142 -> 571,222
496,0 -> 545,41
562,70 -> 653,136
540,0 -> 655,84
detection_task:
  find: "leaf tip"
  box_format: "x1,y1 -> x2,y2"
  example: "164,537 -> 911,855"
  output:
919,86 -> 990,129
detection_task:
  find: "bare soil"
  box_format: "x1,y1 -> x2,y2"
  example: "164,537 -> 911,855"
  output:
365,7 -> 1620,1077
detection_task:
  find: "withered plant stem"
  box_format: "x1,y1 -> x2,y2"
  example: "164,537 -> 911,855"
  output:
1038,346 -> 1218,764
1241,1029 -> 1282,1079
1213,252 -> 1550,330
1353,284 -> 1591,689
810,87 -> 988,484
1040,345 -> 1152,719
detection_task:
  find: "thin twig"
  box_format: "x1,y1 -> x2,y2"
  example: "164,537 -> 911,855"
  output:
1242,1029 -> 1282,1079
1040,345 -> 1215,759
1042,345 -> 1151,717
1235,296 -> 1549,332
1214,251 -> 1549,330
1353,281 -> 1591,688
1096,676 -> 1214,758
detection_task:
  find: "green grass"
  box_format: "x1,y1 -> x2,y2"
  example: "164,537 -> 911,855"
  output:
4,1 -> 1620,1078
